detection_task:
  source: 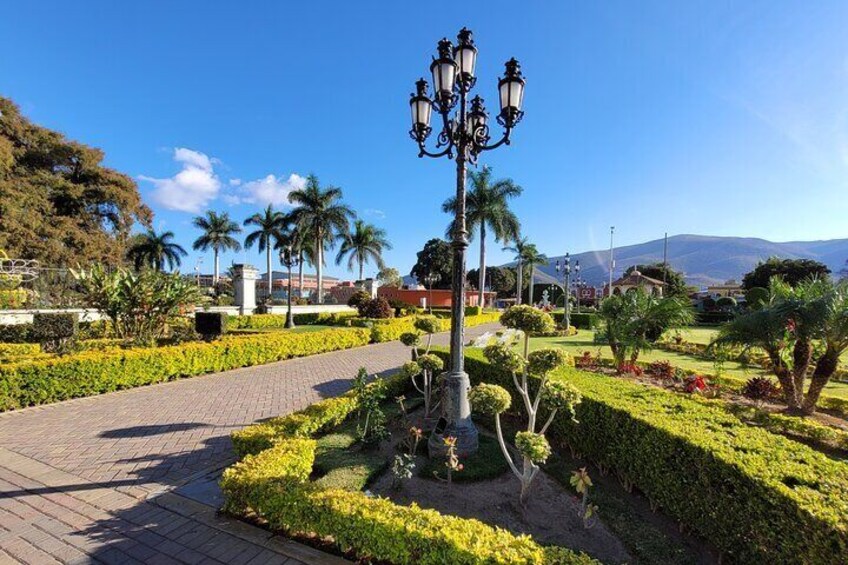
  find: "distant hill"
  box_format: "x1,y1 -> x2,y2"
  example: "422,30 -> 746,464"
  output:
515,234 -> 848,289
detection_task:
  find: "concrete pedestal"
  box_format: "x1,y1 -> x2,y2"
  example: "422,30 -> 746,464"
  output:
232,264 -> 259,315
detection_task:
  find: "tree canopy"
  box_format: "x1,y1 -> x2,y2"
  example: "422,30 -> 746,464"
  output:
467,266 -> 516,296
0,97 -> 152,266
410,238 -> 452,289
742,257 -> 831,290
624,263 -> 688,297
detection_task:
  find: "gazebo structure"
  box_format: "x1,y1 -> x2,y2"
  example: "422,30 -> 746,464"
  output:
604,270 -> 664,297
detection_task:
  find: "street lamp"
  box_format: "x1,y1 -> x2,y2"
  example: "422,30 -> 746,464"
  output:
424,272 -> 440,313
555,254 -> 578,330
409,27 -> 525,456
279,245 -> 299,329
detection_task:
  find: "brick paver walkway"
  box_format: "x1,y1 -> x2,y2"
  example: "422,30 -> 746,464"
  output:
0,324 -> 499,564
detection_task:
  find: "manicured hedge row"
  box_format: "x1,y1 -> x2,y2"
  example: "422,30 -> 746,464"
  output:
347,312 -> 502,343
224,372 -> 596,565
551,312 -> 601,329
446,348 -> 848,564
228,311 -> 356,329
0,328 -> 370,411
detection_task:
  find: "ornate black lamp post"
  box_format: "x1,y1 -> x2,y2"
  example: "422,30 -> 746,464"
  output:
409,28 -> 525,456
279,245 -> 299,329
556,254 -> 579,329
424,272 -> 440,314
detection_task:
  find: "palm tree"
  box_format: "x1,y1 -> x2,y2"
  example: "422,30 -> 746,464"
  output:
442,166 -> 522,306
126,229 -> 187,272
503,235 -> 532,305
520,243 -> 548,306
244,205 -> 288,300
336,219 -> 392,281
715,277 -> 848,414
287,175 -> 355,304
192,211 -> 242,284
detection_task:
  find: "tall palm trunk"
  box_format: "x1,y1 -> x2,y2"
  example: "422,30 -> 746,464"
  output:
315,231 -> 324,304
359,258 -> 364,282
298,250 -> 304,298
266,245 -> 273,301
478,223 -> 486,307
213,249 -> 220,285
516,259 -> 523,305
529,265 -> 535,307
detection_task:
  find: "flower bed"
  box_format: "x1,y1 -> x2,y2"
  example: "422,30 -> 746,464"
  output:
444,348 -> 848,563
223,371 -> 596,565
0,328 -> 370,411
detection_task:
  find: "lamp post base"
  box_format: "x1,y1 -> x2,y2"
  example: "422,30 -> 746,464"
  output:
427,370 -> 479,457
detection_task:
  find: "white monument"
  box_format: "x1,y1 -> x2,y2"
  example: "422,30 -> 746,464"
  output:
232,264 -> 259,315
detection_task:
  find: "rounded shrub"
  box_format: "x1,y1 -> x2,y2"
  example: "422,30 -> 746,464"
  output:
399,332 -> 421,347
515,431 -> 551,463
543,380 -> 582,413
469,383 -> 512,415
399,361 -> 421,379
361,297 -> 394,319
347,290 -> 371,310
482,343 -> 526,373
416,353 -> 444,373
500,305 -> 555,334
527,348 -> 568,376
413,316 -> 441,335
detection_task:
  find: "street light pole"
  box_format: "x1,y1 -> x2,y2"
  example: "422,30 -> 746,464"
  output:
425,273 -> 439,314
409,28 -> 525,456
280,246 -> 299,329
555,254 -> 572,329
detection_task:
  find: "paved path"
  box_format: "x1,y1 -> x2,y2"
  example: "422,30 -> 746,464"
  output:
0,324 -> 499,564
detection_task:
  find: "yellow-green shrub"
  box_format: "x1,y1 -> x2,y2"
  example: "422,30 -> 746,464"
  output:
447,348 -> 848,564
0,328 -> 370,411
228,312 -> 356,329
353,312 -> 501,343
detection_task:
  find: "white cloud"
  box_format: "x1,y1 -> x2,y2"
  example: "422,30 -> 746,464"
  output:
364,208 -> 386,219
229,178 -> 242,187
231,173 -> 307,207
140,148 -> 221,213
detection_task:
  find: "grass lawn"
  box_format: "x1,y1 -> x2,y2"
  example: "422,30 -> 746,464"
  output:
526,329 -> 848,400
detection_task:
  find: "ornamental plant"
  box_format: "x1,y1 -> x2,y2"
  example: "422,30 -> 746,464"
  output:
570,467 -> 599,529
401,353 -> 444,423
742,376 -> 779,405
470,306 -> 582,505
351,367 -> 389,446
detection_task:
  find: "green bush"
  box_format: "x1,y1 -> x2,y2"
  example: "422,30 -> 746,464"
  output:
447,348 -> 848,564
553,312 -> 601,329
224,370 -> 596,565
228,312 -> 355,329
32,312 -> 79,353
0,328 -> 370,411
195,312 -> 228,338
0,323 -> 32,343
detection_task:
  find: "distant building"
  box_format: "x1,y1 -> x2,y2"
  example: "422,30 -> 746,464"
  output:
706,281 -> 743,298
378,287 -> 495,308
604,270 -> 664,297
256,272 -> 341,300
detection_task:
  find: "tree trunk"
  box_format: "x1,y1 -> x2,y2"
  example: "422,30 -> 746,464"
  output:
266,246 -> 272,302
213,250 -> 219,285
529,266 -> 535,307
316,234 -> 323,304
802,348 -> 839,414
298,250 -> 304,298
359,259 -> 364,283
478,223 -> 486,307
792,339 -> 813,407
769,353 -> 799,410
516,259 -> 523,305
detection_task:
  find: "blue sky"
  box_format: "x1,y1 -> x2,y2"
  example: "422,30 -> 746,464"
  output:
2,1 -> 847,280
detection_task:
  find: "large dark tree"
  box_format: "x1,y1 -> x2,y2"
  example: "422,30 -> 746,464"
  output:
0,97 -> 152,266
443,166 -> 521,306
410,238 -> 452,289
742,257 -> 831,290
624,263 -> 688,297
467,266 -> 516,296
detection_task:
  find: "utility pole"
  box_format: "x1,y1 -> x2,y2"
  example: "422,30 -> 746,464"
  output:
662,232 -> 668,293
608,226 -> 615,297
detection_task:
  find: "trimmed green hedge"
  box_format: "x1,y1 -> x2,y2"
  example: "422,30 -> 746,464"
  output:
348,312 -> 502,343
227,311 -> 356,329
224,371 -> 596,565
552,312 -> 601,329
0,328 -> 370,411
445,348 -> 848,563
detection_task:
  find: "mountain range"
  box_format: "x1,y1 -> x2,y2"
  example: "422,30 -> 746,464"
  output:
521,234 -> 848,288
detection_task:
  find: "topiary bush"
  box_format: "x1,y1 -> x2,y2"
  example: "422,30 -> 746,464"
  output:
31,312 -> 79,354
361,297 -> 394,319
195,312 -> 228,339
